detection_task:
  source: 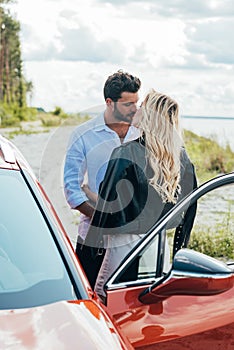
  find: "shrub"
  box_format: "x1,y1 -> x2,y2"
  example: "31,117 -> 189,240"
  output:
52,106 -> 69,119
188,228 -> 234,261
188,207 -> 234,261
184,130 -> 234,182
40,113 -> 61,127
0,103 -> 37,127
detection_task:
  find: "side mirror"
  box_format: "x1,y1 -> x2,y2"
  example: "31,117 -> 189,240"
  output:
139,249 -> 234,304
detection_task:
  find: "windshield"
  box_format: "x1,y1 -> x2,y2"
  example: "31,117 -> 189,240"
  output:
0,169 -> 76,309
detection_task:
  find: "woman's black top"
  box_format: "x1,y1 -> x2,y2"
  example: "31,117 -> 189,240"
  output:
86,137 -> 197,254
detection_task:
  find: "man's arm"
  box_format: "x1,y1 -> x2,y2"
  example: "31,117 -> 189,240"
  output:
64,132 -> 89,212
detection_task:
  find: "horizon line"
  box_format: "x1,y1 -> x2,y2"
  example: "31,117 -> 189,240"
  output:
182,115 -> 234,120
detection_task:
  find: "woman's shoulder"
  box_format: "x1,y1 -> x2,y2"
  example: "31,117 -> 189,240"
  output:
107,139 -> 145,173
113,137 -> 143,155
180,146 -> 192,164
180,146 -> 197,182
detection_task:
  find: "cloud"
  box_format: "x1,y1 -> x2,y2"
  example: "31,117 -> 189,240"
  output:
56,25 -> 127,63
9,0 -> 234,116
153,0 -> 234,19
162,54 -> 211,70
185,18 -> 234,65
19,0 -> 234,71
21,22 -> 127,63
20,24 -> 59,61
158,16 -> 234,70
96,0 -> 234,18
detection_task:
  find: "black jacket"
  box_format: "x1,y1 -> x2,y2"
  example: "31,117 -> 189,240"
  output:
86,137 -> 197,253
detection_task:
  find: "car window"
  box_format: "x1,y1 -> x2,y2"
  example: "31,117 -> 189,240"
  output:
109,227 -> 173,286
136,231 -> 172,278
0,169 -> 76,309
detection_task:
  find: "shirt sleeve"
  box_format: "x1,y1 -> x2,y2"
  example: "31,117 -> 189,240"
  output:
63,131 -> 88,209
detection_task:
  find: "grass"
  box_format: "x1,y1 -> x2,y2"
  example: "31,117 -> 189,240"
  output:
184,129 -> 234,183
189,202 -> 234,260
40,114 -> 62,127
188,225 -> 234,261
166,205 -> 234,262
188,195 -> 234,261
6,128 -> 50,139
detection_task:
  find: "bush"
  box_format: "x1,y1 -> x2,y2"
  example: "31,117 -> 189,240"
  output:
52,106 -> 69,119
184,130 -> 234,182
40,113 -> 61,127
188,228 -> 234,261
188,207 -> 234,261
0,103 -> 37,127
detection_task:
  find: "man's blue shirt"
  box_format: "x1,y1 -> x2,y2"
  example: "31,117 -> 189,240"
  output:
64,113 -> 140,239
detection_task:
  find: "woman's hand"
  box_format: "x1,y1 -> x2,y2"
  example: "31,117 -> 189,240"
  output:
82,184 -> 98,204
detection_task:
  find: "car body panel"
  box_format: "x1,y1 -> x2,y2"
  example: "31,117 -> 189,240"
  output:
0,300 -> 130,350
135,322 -> 234,350
106,286 -> 234,349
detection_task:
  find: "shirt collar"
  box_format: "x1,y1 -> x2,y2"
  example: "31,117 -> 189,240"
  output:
94,113 -> 110,132
94,112 -> 141,140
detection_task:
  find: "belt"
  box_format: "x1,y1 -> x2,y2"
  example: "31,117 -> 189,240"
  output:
77,235 -> 105,256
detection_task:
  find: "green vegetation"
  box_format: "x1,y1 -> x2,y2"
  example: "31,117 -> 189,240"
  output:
6,127 -> 49,139
184,129 -> 234,183
40,106 -> 68,127
0,1 -> 34,126
188,225 -> 234,261
39,108 -> 91,127
188,204 -> 234,261
183,130 -> 234,260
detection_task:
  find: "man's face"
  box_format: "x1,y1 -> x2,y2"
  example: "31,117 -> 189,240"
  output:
113,92 -> 139,124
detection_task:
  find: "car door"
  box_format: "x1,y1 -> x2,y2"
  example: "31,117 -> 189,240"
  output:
104,172 -> 234,350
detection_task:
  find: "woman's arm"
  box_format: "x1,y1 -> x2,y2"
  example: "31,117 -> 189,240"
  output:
82,184 -> 98,204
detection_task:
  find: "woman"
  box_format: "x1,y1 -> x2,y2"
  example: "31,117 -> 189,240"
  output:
85,89 -> 197,299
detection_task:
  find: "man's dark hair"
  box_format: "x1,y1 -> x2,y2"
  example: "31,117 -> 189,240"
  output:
103,69 -> 141,101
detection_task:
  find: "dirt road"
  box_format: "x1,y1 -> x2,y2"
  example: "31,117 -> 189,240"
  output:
1,124 -> 78,246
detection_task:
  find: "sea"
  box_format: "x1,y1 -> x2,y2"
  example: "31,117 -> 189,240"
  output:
181,116 -> 234,151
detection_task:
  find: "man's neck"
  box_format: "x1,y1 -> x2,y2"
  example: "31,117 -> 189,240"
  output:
106,121 -> 130,141
104,112 -> 130,141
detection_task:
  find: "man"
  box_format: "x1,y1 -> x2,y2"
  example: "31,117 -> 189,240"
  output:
63,70 -> 141,288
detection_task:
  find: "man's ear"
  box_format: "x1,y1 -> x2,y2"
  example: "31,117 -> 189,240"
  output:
106,98 -> 113,107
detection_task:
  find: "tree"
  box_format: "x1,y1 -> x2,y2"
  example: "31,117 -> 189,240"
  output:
0,1 -> 33,123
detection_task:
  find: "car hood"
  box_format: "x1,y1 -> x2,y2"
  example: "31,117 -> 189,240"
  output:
0,300 -> 126,349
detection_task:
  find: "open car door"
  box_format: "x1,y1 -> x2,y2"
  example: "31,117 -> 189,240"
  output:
104,172 -> 234,350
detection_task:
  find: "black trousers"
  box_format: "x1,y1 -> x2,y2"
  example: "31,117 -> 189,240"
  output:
76,238 -> 106,289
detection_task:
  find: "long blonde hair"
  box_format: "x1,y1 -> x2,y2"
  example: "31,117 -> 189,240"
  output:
139,90 -> 183,203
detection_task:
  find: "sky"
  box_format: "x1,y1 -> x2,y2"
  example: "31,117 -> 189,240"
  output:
6,0 -> 234,117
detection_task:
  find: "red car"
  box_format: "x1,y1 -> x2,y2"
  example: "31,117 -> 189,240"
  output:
0,134 -> 234,349
0,135 -> 132,350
